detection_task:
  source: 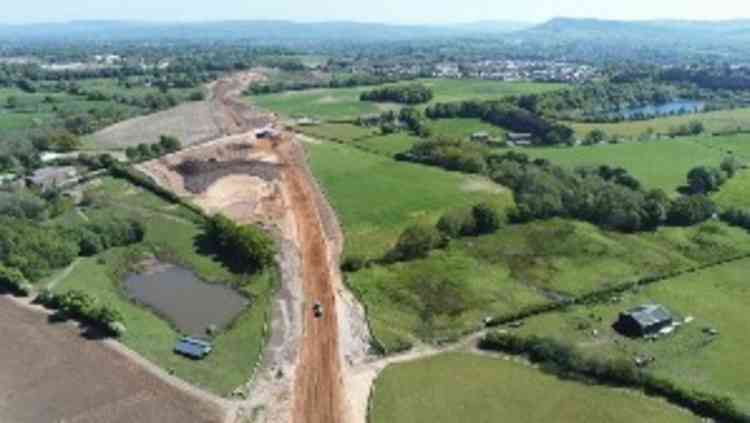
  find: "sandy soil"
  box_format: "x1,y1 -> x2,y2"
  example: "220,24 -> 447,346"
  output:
0,295 -> 230,423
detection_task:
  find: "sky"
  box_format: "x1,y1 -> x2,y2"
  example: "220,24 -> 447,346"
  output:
4,0 -> 750,24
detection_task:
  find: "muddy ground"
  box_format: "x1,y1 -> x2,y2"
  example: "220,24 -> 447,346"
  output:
0,296 -> 229,423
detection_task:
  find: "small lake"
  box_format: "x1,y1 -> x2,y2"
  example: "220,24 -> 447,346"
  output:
123,264 -> 249,337
604,100 -> 705,119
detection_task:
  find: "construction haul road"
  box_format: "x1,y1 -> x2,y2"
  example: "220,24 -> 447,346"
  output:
136,71 -> 353,423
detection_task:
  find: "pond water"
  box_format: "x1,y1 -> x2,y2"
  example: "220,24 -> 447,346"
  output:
123,264 -> 249,337
606,100 -> 705,119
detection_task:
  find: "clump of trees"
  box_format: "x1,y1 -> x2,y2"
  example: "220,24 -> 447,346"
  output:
204,215 -> 275,274
65,217 -> 145,256
388,224 -> 442,262
360,84 -> 434,105
125,135 -> 181,162
357,107 -> 431,138
402,141 -> 720,232
426,100 -> 574,145
36,289 -> 126,337
437,203 -> 502,239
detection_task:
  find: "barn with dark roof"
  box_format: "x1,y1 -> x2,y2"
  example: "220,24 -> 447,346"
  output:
614,304 -> 674,337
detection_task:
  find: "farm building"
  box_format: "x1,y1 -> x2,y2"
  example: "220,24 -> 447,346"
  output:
470,131 -> 491,142
614,304 -> 674,337
507,132 -> 533,146
174,337 -> 213,360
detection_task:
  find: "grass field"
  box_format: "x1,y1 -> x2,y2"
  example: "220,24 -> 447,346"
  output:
305,141 -> 514,259
514,257 -> 750,414
354,133 -> 421,157
250,79 -> 565,122
425,117 -> 507,141
49,177 -> 274,396
350,218 -> 750,351
298,123 -> 376,143
569,107 -> 750,139
524,139 -> 727,193
370,353 -> 698,423
714,169 -> 750,210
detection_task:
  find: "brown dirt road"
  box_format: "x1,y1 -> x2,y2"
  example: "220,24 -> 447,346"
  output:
137,72 -> 363,423
280,143 -> 346,423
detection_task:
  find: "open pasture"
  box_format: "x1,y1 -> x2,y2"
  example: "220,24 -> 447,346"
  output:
524,139 -> 726,193
250,79 -> 566,121
569,107 -> 750,138
514,257 -> 750,414
349,217 -> 750,351
370,353 -> 698,423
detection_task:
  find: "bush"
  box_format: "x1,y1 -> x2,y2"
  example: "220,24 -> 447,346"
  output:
437,208 -> 476,238
341,255 -> 366,272
38,289 -> 125,337
667,195 -> 717,226
472,203 -> 502,235
390,224 -> 441,261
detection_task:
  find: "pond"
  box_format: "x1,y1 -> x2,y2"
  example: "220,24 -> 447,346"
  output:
123,264 -> 249,337
605,100 -> 705,119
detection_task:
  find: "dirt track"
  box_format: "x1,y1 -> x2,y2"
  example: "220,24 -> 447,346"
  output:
135,72 -> 372,423
0,296 -> 228,423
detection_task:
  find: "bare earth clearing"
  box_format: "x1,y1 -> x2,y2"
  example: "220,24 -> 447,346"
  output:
0,295 -> 229,423
138,124 -> 371,423
88,72 -> 270,149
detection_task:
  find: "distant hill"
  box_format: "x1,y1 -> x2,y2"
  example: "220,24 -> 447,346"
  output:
520,17 -> 750,44
0,20 -> 531,42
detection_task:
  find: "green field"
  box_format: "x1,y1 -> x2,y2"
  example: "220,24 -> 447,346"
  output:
370,353 -> 698,423
514,257 -> 750,414
525,139 -> 727,193
425,118 -> 506,141
350,218 -> 750,351
714,169 -> 750,209
305,141 -> 514,259
354,133 -> 421,157
250,79 -> 565,121
49,177 -> 273,396
569,107 -> 750,138
298,123 -> 376,143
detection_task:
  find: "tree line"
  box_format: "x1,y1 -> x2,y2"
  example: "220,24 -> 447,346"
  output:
360,83 -> 434,105
399,138 -> 726,232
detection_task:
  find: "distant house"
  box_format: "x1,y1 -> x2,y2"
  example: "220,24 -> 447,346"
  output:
470,131 -> 491,143
26,166 -> 78,192
174,337 -> 213,360
614,304 -> 674,337
507,132 -> 533,146
295,116 -> 320,126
